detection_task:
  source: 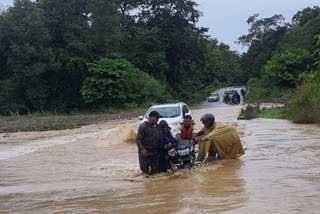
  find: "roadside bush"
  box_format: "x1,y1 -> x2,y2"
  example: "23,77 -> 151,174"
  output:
245,77 -> 293,103
286,77 -> 320,123
244,78 -> 269,103
238,104 -> 261,120
81,58 -> 168,107
258,107 -> 287,119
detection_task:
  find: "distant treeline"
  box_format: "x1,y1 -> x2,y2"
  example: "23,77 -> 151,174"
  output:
0,1 -> 319,116
0,0 -> 243,115
239,6 -> 320,123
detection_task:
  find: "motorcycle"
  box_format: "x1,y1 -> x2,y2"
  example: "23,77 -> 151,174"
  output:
168,131 -> 205,172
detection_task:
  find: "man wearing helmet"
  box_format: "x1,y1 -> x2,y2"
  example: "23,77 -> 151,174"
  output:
196,113 -> 245,161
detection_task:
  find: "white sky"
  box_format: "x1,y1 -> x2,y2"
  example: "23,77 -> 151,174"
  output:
196,0 -> 320,53
1,0 -> 319,53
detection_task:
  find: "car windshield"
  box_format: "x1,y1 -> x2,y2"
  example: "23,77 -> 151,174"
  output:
146,107 -> 181,118
210,93 -> 218,96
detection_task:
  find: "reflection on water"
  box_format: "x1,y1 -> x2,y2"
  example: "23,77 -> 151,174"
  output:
1,107 -> 320,213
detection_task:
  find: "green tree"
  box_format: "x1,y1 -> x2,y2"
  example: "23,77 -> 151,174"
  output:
120,0 -> 209,101
238,14 -> 287,47
264,49 -> 314,87
81,58 -> 167,106
278,7 -> 320,52
39,0 -> 122,111
0,0 -> 55,114
124,27 -> 168,82
312,34 -> 320,82
238,14 -> 288,80
292,6 -> 320,27
204,39 -> 243,85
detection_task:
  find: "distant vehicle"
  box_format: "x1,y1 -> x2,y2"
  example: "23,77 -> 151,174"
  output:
208,92 -> 219,102
138,103 -> 192,130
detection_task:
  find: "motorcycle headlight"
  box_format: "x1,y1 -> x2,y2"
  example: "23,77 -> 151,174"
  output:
169,148 -> 176,157
177,149 -> 190,156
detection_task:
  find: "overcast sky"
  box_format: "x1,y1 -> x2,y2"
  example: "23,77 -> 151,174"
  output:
1,0 -> 319,53
196,0 -> 319,52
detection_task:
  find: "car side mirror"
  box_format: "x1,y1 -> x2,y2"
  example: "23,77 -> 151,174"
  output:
138,116 -> 144,120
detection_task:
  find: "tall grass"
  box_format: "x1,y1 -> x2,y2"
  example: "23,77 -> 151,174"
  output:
286,77 -> 320,123
238,104 -> 261,120
244,78 -> 293,103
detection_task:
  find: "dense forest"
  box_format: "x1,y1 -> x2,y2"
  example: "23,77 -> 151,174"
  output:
239,7 -> 320,123
0,0 -> 319,117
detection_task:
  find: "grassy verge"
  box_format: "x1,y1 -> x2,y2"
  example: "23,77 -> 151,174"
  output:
238,105 -> 288,120
238,104 -> 260,120
257,107 -> 288,120
0,106 -> 147,120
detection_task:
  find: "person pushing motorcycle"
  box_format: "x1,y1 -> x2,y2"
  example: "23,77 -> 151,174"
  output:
197,113 -> 245,161
136,111 -> 163,174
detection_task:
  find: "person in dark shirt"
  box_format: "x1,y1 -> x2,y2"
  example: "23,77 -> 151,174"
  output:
159,120 -> 177,172
136,111 -> 163,174
240,88 -> 246,97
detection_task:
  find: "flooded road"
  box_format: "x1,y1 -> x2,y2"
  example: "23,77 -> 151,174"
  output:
197,86 -> 245,109
1,94 -> 320,213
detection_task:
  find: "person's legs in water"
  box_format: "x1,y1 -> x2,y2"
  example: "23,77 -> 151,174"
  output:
159,149 -> 168,172
138,155 -> 150,174
149,153 -> 160,174
196,140 -> 211,162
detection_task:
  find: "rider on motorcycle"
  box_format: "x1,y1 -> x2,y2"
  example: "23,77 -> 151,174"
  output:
175,115 -> 199,141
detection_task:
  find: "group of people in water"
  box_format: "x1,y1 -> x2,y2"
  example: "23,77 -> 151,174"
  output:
223,88 -> 246,105
136,111 -> 245,175
223,90 -> 241,105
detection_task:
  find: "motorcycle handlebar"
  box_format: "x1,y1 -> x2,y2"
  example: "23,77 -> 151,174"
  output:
191,139 -> 199,144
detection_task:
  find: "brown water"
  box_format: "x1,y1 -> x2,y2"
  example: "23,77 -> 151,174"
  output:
1,106 -> 320,214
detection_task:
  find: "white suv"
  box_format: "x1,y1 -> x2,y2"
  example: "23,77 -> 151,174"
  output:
138,102 -> 192,130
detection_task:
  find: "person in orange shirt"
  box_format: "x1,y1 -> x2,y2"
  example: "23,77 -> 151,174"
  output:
175,115 -> 198,141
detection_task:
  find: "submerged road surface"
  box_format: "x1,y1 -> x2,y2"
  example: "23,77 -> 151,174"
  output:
1,92 -> 320,213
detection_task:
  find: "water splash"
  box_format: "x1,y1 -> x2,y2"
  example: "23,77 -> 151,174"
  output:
100,125 -> 137,146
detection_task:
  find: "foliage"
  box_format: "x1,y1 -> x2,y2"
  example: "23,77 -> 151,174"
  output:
202,79 -> 226,96
240,8 -> 320,124
292,6 -> 320,27
278,7 -> 320,52
238,14 -> 287,47
81,58 -> 167,106
264,49 -> 314,87
238,14 -> 288,80
257,107 -> 287,120
0,0 -> 247,115
239,104 -> 261,120
2,0 -> 319,118
0,0 -> 54,114
244,78 -> 293,103
204,39 -> 243,84
313,34 -> 320,82
124,27 -> 168,82
286,77 -> 320,123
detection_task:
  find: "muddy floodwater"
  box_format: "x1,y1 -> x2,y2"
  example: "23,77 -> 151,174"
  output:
1,104 -> 320,213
